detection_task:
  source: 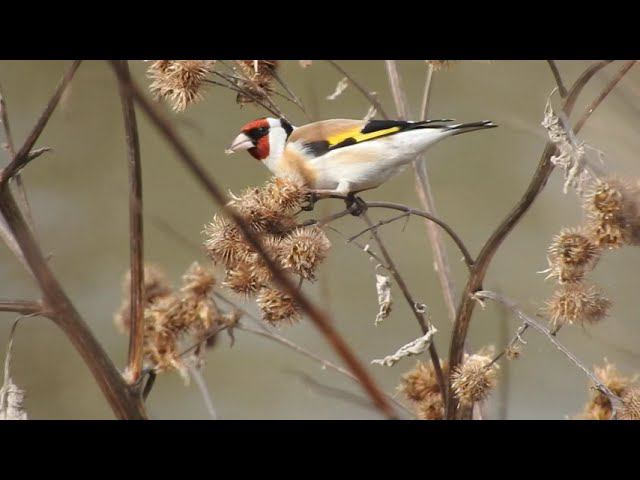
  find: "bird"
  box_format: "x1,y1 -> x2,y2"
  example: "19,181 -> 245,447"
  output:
226,117 -> 496,206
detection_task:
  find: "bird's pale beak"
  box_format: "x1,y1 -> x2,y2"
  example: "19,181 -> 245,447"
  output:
225,133 -> 253,154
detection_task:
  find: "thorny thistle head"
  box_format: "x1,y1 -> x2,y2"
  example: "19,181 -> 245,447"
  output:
546,227 -> 600,283
114,263 -> 173,333
579,360 -> 638,420
619,388 -> 640,420
256,287 -> 301,326
583,178 -> 640,249
398,361 -> 443,402
279,226 -> 331,280
450,348 -> 499,405
545,282 -> 611,333
147,60 -> 214,112
235,60 -> 279,106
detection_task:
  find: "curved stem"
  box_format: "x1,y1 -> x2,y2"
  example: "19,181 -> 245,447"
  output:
116,61 -> 146,385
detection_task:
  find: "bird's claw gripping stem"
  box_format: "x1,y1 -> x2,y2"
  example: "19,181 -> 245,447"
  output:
346,194 -> 368,216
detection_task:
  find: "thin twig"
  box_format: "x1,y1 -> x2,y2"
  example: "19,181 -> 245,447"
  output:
0,84 -> 35,232
473,290 -> 620,403
326,61 -> 390,119
318,196 -> 474,268
0,61 -> 81,186
116,61 -> 146,386
547,61 -> 568,98
446,60 -> 615,419
187,363 -> 218,419
360,212 -> 447,407
109,61 -> 396,419
0,299 -> 43,316
573,60 -> 636,133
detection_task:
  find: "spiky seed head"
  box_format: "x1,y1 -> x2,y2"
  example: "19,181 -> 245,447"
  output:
619,388 -> 640,420
547,227 -> 600,283
222,262 -> 269,296
279,226 -> 331,280
147,60 -> 214,112
235,60 -> 279,106
181,262 -> 215,297
545,282 -> 611,333
578,360 -> 638,420
203,215 -> 254,267
416,393 -> 445,420
263,177 -> 309,213
256,287 -> 301,325
450,350 -> 499,405
114,263 -> 173,333
583,178 -> 640,249
398,360 -> 448,402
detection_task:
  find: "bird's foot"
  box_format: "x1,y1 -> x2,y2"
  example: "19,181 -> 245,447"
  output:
345,194 -> 368,216
301,191 -> 320,211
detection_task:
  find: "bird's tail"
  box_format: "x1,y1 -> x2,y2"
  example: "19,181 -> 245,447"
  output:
446,120 -> 497,135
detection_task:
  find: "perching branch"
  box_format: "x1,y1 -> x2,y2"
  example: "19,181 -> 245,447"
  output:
116,60 -> 146,386
109,61 -> 397,420
317,196 -> 474,268
446,60 -> 619,419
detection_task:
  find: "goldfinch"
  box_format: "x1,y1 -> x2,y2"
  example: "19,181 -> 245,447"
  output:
227,117 -> 496,196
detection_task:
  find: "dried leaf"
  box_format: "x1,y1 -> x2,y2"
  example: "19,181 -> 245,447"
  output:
541,94 -> 593,195
0,320 -> 27,420
374,273 -> 392,325
371,327 -> 438,367
326,77 -> 349,101
363,104 -> 377,122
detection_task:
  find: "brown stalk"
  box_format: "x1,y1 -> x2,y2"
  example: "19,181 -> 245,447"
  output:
0,188 -> 146,419
116,60 -> 145,385
109,61 -> 397,419
445,60 -> 619,419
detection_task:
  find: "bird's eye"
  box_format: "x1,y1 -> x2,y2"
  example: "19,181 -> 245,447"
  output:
255,127 -> 268,136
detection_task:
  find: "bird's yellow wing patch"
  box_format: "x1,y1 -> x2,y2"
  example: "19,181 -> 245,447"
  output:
326,126 -> 401,147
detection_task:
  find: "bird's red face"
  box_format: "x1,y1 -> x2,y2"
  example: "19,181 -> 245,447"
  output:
227,118 -> 271,161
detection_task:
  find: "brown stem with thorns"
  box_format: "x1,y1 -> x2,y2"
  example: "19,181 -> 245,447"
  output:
109,61 -> 397,420
116,61 -> 145,385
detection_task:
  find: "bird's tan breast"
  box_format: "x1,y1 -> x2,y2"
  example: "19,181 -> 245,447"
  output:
275,146 -> 318,187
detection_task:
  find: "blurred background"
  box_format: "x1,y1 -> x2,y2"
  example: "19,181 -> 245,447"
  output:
0,60 -> 638,419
